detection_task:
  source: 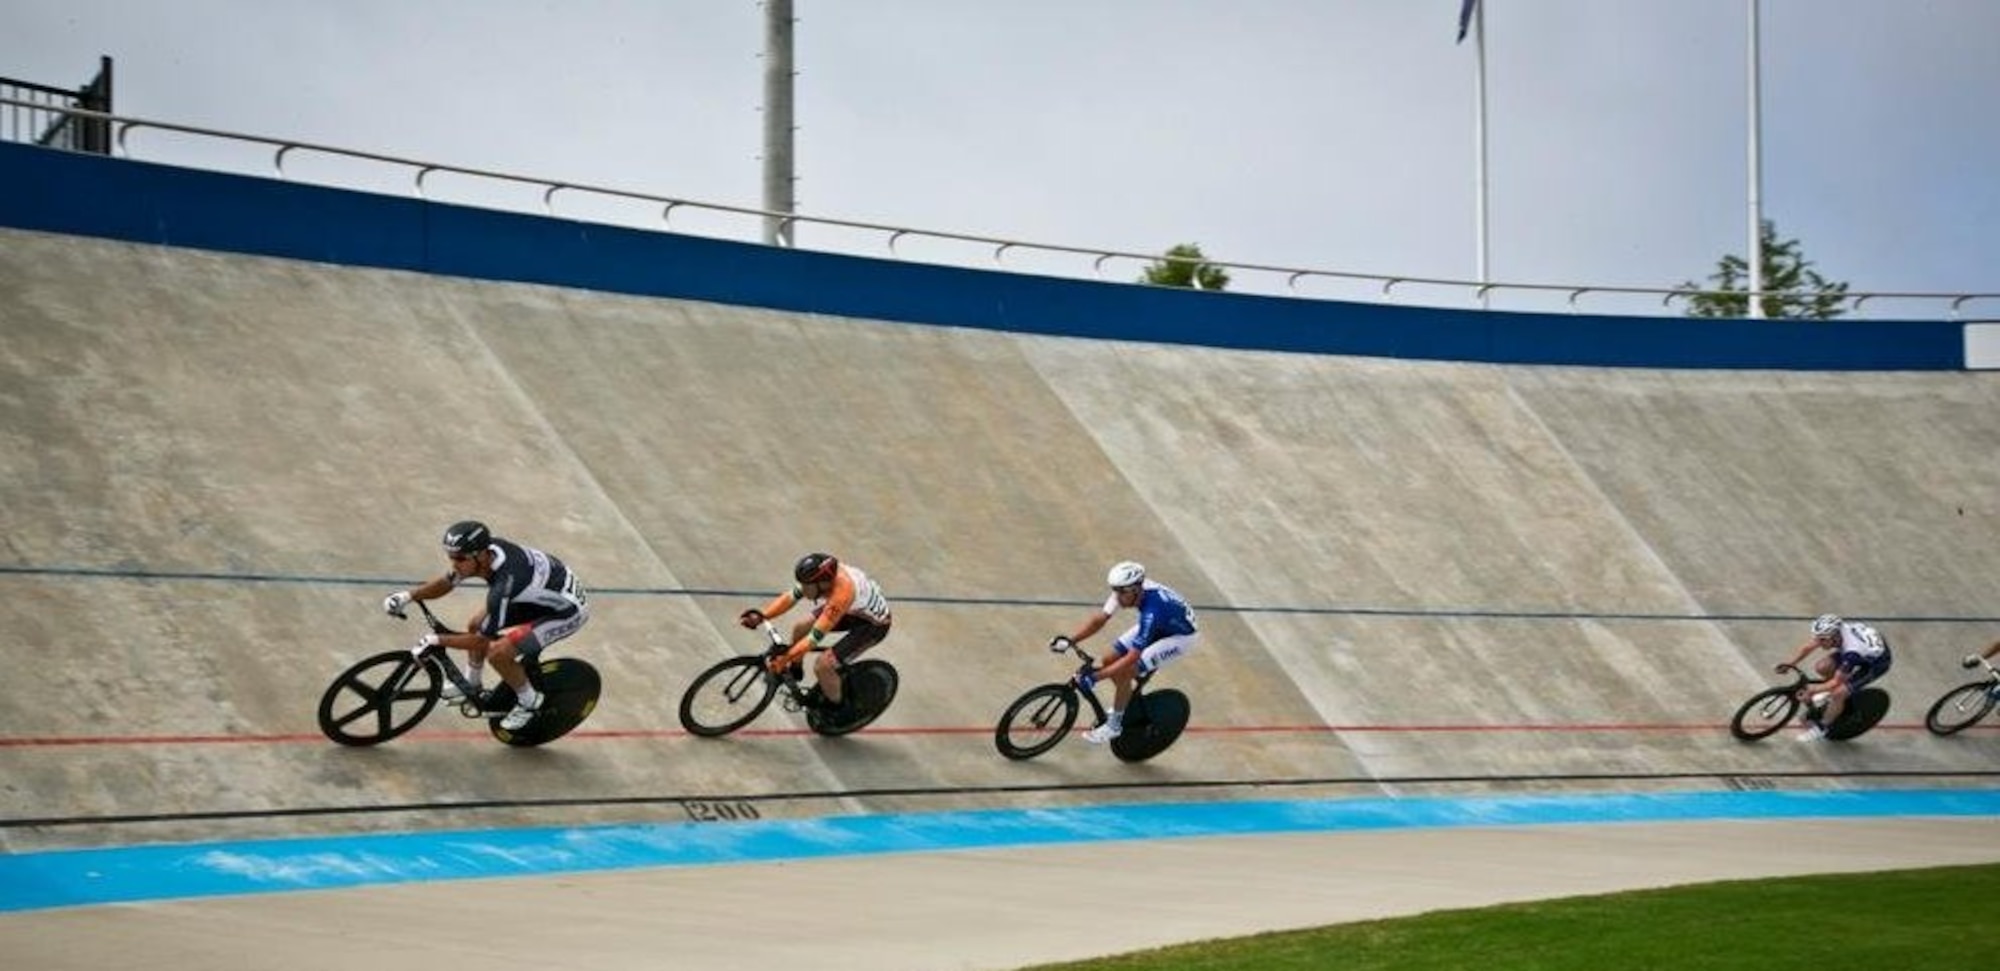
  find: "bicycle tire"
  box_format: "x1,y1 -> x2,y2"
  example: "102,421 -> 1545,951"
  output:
679,655 -> 780,737
1111,688 -> 1190,763
317,649 -> 442,746
1729,685 -> 1799,742
994,683 -> 1079,760
808,659 -> 899,737
491,658 -> 603,747
1924,681 -> 1997,736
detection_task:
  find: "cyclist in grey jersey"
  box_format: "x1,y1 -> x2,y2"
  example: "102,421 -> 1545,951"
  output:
381,520 -> 590,730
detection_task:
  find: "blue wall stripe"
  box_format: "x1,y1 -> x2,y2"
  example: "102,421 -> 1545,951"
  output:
0,141 -> 1964,370
3,789 -> 1996,913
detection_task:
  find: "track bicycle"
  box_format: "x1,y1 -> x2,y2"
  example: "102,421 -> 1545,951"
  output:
994,636 -> 1190,762
316,600 -> 601,747
1729,661 -> 1889,742
1923,654 -> 2000,736
677,620 -> 899,737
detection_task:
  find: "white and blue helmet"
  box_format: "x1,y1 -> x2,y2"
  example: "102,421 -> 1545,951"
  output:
1810,613 -> 1843,639
1106,560 -> 1146,589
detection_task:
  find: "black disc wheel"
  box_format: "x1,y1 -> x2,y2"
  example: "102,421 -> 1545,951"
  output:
679,655 -> 780,737
317,649 -> 442,747
807,660 -> 900,737
1824,687 -> 1891,741
1927,681 -> 1998,736
994,683 -> 1080,760
490,658 -> 603,747
1110,688 -> 1190,763
1729,686 -> 1799,742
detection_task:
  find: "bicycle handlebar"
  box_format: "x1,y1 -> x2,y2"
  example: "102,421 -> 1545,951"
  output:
388,599 -> 453,636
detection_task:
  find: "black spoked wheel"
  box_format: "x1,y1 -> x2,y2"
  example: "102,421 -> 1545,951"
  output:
994,683 -> 1080,760
1926,682 -> 1997,736
1111,688 -> 1191,763
317,649 -> 442,746
679,655 -> 780,737
1729,686 -> 1800,742
808,660 -> 900,737
489,658 -> 603,747
1824,687 -> 1891,741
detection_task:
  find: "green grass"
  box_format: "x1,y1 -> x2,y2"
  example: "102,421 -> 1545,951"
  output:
1016,863 -> 1998,970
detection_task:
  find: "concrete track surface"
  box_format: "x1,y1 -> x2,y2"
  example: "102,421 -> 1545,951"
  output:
1,228 -> 1997,967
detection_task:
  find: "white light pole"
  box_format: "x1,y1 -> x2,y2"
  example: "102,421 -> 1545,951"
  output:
1746,0 -> 1765,318
1469,0 -> 1490,309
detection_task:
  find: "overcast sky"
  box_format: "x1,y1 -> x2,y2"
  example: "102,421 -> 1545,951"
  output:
4,1 -> 1996,316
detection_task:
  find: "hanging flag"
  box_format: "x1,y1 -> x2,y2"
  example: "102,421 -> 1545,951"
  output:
1456,0 -> 1479,43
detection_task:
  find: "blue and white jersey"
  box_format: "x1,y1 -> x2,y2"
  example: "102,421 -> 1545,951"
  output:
1832,620 -> 1890,662
1101,580 -> 1198,647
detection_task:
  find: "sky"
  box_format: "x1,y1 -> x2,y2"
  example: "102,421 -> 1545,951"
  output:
3,0 -> 1997,318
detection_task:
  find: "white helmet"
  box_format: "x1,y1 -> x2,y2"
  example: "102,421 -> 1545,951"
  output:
1810,613 -> 1843,639
1106,560 -> 1146,588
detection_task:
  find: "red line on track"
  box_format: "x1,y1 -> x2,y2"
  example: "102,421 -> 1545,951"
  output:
0,721 -> 1980,749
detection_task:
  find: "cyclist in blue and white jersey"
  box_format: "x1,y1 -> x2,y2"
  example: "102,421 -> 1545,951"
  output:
1050,560 -> 1199,744
1778,613 -> 1892,742
381,520 -> 591,731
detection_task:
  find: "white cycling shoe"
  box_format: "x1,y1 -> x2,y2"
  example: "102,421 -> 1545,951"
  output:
500,693 -> 542,730
1083,722 -> 1123,744
441,681 -> 483,705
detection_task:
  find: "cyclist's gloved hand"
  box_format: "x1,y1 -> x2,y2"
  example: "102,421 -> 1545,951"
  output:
1772,662 -> 1787,674
766,644 -> 804,675
1966,654 -> 1984,669
738,609 -> 766,630
1048,635 -> 1074,653
411,632 -> 440,651
383,591 -> 412,618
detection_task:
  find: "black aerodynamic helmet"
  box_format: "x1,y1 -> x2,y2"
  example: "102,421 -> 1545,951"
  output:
441,520 -> 492,557
794,552 -> 839,585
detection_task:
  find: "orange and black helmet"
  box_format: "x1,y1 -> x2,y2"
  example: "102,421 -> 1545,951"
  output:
794,552 -> 839,585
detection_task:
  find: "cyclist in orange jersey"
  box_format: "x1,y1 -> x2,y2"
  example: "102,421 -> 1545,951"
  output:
738,552 -> 893,718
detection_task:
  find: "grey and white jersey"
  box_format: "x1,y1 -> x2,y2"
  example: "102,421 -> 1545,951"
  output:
453,538 -> 586,638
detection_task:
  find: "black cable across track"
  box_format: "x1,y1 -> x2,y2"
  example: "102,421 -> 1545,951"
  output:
6,768 -> 1998,830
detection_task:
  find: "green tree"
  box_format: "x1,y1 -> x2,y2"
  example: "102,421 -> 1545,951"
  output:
1678,219 -> 1849,319
1140,243 -> 1231,291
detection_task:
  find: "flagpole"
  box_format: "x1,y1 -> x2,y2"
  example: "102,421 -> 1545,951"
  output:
1746,0 -> 1765,317
1473,0 -> 1490,308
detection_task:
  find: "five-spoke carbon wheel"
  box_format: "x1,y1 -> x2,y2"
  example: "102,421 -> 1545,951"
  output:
317,650 -> 442,746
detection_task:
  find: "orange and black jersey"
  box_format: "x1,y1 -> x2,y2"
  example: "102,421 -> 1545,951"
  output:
759,563 -> 891,650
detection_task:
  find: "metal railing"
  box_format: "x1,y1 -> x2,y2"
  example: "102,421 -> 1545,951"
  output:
2,96 -> 1994,320
0,58 -> 112,154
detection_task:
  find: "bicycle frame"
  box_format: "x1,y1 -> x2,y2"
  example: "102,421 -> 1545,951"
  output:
1054,638 -> 1159,725
754,619 -> 849,708
392,600 -> 489,706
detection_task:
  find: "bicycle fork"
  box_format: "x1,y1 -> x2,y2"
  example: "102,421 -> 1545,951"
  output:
411,644 -> 486,715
